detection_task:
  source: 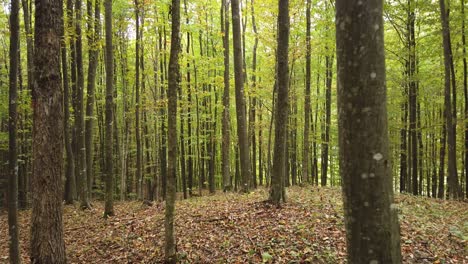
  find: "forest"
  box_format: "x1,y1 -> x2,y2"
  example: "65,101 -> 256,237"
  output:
0,0 -> 467,263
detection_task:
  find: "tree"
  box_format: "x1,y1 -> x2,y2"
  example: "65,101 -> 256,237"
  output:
462,0 -> 468,199
30,0 -> 67,262
8,0 -> 21,262
439,0 -> 460,199
62,0 -> 76,205
85,0 -> 101,197
269,0 -> 289,205
134,0 -> 143,200
302,0 -> 311,185
231,0 -> 251,193
165,0 -> 181,261
221,0 -> 231,192
75,0 -> 91,209
335,0 -> 401,262
104,0 -> 115,218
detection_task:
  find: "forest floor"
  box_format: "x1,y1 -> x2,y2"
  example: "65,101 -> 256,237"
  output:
0,186 -> 467,263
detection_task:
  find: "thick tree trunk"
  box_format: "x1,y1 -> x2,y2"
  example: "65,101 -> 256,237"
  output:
439,0 -> 460,199
335,0 -> 402,262
462,0 -> 468,199
75,0 -> 90,209
104,0 -> 115,218
302,0 -> 311,185
269,0 -> 289,205
31,0 -> 67,261
62,0 -> 76,205
165,0 -> 180,261
231,0 -> 251,193
8,0 -> 21,261
221,0 -> 231,192
183,1 -> 194,195
85,0 -> 101,197
249,0 -> 259,189
19,0 -> 32,210
135,0 -> 143,200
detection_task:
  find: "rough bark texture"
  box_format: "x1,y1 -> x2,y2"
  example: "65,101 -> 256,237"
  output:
104,0 -> 115,218
462,0 -> 468,199
439,0 -> 460,199
222,0 -> 231,192
165,0 -> 181,261
75,0 -> 90,209
8,0 -> 21,261
134,0 -> 143,200
335,0 -> 402,262
65,0 -> 77,204
302,0 -> 311,185
231,0 -> 251,193
85,0 -> 101,196
321,54 -> 332,186
249,0 -> 258,189
269,0 -> 289,205
31,0 -> 67,262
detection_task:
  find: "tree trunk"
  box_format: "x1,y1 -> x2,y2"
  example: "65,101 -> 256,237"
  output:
31,0 -> 67,261
438,108 -> 446,198
183,0 -> 194,195
8,0 -> 21,261
231,0 -> 251,193
249,0 -> 259,189
85,0 -> 101,198
103,0 -> 115,218
321,54 -> 332,187
75,0 -> 90,209
335,1 -> 402,262
400,81 -> 408,193
302,0 -> 311,185
221,0 -> 231,192
135,0 -> 143,200
165,0 -> 180,261
269,0 -> 289,205
462,0 -> 468,199
62,0 -> 76,206
439,0 -> 460,199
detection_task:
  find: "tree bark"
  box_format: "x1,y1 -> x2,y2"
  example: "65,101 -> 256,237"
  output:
439,0 -> 460,199
75,0 -> 90,209
104,0 -> 115,218
335,0 -> 402,262
321,54 -> 332,187
269,0 -> 289,205
222,0 -> 231,192
8,0 -> 21,261
135,0 -> 143,200
462,0 -> 468,199
438,108 -> 446,199
231,0 -> 251,193
165,0 -> 180,261
302,0 -> 311,185
31,0 -> 67,261
249,0 -> 258,189
64,0 -> 77,204
85,0 -> 101,197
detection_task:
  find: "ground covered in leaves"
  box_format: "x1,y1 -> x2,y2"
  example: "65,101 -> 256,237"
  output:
0,186 -> 467,263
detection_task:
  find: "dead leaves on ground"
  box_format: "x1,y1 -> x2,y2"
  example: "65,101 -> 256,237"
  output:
0,186 -> 466,263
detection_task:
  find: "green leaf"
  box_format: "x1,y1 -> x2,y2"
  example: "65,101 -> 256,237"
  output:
262,252 -> 273,263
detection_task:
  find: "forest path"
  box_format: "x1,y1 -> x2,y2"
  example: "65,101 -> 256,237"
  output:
0,186 -> 466,263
